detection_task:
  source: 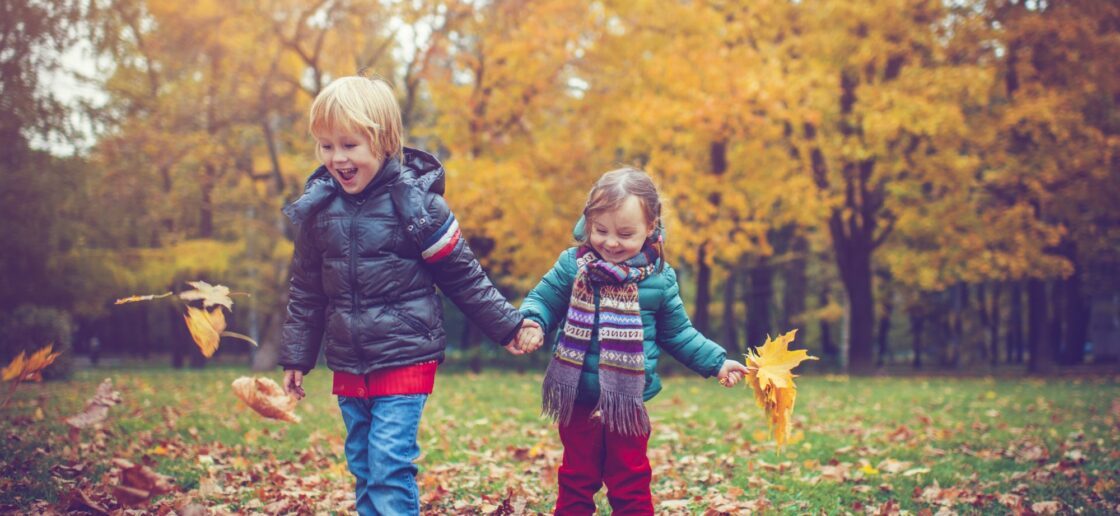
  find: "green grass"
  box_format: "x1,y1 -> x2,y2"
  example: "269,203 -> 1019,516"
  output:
1,367 -> 1118,514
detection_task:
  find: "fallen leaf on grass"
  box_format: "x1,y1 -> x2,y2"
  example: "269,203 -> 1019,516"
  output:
231,377 -> 300,423
111,458 -> 175,506
65,378 -> 122,430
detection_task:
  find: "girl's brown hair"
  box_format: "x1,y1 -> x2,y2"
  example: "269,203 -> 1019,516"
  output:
583,167 -> 664,267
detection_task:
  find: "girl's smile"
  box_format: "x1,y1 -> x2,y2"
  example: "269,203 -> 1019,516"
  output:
588,195 -> 655,264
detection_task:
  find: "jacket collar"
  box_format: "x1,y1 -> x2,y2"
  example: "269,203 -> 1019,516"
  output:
282,147 -> 446,225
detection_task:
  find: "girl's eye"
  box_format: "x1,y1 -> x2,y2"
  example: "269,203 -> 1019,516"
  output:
321,144 -> 332,150
344,144 -> 357,149
619,234 -> 633,238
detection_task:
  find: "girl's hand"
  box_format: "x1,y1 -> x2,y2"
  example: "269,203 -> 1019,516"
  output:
283,369 -> 306,400
717,360 -> 751,387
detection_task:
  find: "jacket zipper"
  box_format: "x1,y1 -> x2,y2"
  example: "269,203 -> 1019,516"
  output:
349,199 -> 366,365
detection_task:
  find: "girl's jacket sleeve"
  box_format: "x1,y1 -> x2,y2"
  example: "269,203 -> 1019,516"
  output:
520,248 -> 577,334
279,221 -> 327,374
656,265 -> 727,377
415,194 -> 524,346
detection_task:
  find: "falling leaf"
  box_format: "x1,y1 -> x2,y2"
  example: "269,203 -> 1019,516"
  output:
231,377 -> 300,423
114,292 -> 173,305
183,306 -> 225,358
740,329 -> 817,447
2,344 -> 61,383
179,281 -> 234,310
65,378 -> 122,429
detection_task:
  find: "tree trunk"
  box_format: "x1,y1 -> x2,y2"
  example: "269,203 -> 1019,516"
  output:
694,244 -> 712,335
977,283 -> 990,363
819,289 -> 837,360
989,283 -> 1002,367
1048,279 -> 1065,367
838,244 -> 875,374
1027,278 -> 1052,373
1009,281 -> 1024,363
876,292 -> 893,367
461,321 -> 480,373
1061,244 -> 1089,365
910,311 -> 924,369
746,256 -> 773,351
780,233 -> 808,332
721,269 -> 739,354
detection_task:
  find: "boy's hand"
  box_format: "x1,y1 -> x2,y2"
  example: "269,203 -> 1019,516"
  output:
717,360 -> 752,387
283,369 -> 306,400
505,319 -> 543,355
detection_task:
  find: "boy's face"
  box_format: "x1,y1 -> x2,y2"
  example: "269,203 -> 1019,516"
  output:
315,128 -> 384,195
588,195 -> 655,264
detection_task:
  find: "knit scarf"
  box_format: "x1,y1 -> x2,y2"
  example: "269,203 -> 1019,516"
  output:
542,242 -> 659,436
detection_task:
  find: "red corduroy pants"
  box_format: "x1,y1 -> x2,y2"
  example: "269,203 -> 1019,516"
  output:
554,403 -> 653,515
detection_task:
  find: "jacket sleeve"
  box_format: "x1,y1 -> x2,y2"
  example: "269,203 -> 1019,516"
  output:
655,266 -> 727,377
520,249 -> 577,335
279,221 -> 327,374
416,194 -> 524,346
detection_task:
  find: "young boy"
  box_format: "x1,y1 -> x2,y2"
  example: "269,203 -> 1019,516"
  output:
279,75 -> 540,515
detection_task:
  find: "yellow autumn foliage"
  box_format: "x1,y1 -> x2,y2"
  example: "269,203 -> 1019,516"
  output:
742,330 -> 817,448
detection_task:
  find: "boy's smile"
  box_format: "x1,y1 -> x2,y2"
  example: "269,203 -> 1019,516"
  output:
315,128 -> 384,194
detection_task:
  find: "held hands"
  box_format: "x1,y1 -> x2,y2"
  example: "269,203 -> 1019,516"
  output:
505,319 -> 545,355
283,369 -> 306,400
717,359 -> 753,388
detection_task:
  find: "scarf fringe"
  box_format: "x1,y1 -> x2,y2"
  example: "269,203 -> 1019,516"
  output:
541,381 -> 578,427
596,391 -> 651,436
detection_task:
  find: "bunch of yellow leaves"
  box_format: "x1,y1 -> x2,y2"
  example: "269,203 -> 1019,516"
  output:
738,329 -> 817,448
2,344 -> 62,408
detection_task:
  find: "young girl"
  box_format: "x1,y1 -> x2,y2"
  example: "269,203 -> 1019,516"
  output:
278,76 -> 540,515
519,168 -> 750,514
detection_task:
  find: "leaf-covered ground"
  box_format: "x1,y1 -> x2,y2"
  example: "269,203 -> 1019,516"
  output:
1,367 -> 1118,514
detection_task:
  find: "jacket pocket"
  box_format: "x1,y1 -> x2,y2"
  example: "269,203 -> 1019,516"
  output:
392,307 -> 431,337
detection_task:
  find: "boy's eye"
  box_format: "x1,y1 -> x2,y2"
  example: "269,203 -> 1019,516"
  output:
320,144 -> 332,150
619,233 -> 633,238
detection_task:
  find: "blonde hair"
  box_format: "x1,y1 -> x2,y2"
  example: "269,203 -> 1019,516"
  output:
309,76 -> 403,163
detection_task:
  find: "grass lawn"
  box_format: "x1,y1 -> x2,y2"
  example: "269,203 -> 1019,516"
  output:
1,366 -> 1118,514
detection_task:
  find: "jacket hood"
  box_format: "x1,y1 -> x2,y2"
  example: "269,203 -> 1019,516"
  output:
283,147 -> 445,225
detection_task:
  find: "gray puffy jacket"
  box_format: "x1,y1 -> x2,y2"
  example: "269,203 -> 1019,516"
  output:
279,147 -> 523,375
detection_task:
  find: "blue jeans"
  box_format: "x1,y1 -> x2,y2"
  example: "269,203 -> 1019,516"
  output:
337,394 -> 428,516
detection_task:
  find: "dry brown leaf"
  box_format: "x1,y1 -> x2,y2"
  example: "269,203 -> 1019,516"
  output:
741,329 -> 817,447
232,377 -> 301,423
65,378 -> 122,429
114,292 -> 173,305
111,458 -> 175,507
179,281 -> 234,310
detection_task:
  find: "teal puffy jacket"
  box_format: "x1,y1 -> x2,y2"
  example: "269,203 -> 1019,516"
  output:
521,247 -> 727,403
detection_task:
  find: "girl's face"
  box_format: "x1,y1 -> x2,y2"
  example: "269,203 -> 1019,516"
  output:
588,195 -> 655,264
316,128 -> 384,195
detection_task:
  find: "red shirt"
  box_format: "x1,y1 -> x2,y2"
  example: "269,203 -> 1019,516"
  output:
332,361 -> 438,398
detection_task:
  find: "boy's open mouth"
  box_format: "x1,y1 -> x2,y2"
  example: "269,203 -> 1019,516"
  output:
336,167 -> 357,181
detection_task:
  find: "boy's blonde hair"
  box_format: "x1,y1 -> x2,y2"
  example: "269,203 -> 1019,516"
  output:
309,76 -> 403,163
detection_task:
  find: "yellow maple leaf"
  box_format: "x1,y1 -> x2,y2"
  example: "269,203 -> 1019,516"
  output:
183,306 -> 226,358
742,329 -> 816,448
